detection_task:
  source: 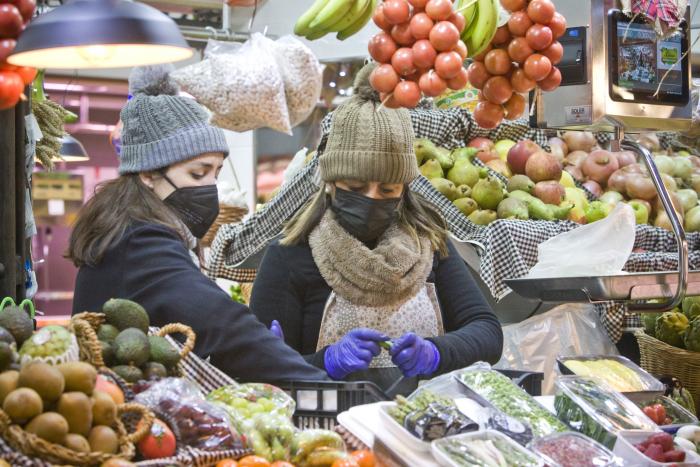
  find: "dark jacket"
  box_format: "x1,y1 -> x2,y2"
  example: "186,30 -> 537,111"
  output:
72,223 -> 328,383
250,239 -> 503,375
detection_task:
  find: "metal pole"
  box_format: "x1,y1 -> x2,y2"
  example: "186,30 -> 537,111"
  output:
0,107 -> 16,300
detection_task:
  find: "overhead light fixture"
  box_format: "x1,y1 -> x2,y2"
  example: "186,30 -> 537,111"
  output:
8,0 -> 193,69
55,134 -> 90,162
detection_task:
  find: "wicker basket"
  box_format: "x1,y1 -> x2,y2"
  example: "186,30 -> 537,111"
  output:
71,312 -> 196,382
635,330 -> 700,413
201,205 -> 249,247
0,402 -> 153,466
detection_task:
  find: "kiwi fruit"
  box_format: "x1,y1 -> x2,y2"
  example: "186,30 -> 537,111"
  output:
92,390 -> 117,426
3,387 -> 43,423
0,342 -> 13,372
25,412 -> 69,444
57,361 -> 97,395
100,459 -> 136,467
19,361 -> 65,403
88,425 -> 119,454
64,433 -> 91,453
57,392 -> 93,436
0,370 -> 19,405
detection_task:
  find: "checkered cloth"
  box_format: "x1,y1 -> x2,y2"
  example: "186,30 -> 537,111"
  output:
624,0 -> 688,31
206,106 -> 695,343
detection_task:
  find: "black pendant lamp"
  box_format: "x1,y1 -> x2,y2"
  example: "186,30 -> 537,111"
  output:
8,0 -> 193,69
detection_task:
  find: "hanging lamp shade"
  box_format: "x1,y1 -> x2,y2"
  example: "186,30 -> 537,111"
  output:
56,134 -> 90,162
8,0 -> 193,69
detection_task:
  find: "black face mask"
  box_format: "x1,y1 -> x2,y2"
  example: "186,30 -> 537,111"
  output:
331,187 -> 401,243
162,175 -> 219,239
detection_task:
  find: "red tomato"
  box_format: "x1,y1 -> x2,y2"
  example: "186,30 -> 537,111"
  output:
527,0 -> 555,24
510,67 -> 536,92
500,0 -> 526,12
137,419 -> 177,460
484,48 -> 512,76
382,0 -> 411,25
0,70 -> 23,110
412,39 -> 437,69
447,11 -> 466,33
473,100 -> 504,129
467,61 -> 491,89
0,4 -> 23,39
548,12 -> 567,39
424,0 -> 452,21
379,91 -> 400,108
541,41 -> 563,65
447,67 -> 468,90
0,38 -> 15,62
507,11 -> 532,37
471,43 -> 492,61
391,47 -> 416,76
351,450 -> 377,467
393,80 -> 421,107
652,404 -> 667,424
504,93 -> 526,120
453,40 -> 467,59
14,66 -> 35,85
408,0 -> 428,7
391,22 -> 415,46
237,456 -> 271,467
419,69 -> 447,96
492,25 -> 511,45
525,24 -> 553,51
368,32 -> 398,63
523,53 -> 552,81
370,63 -> 400,93
507,37 -> 533,64
409,12 -> 434,40
483,75 -> 513,105
429,20 -> 460,51
13,0 -> 35,23
372,4 -> 392,31
538,66 -> 561,91
434,51 -> 462,79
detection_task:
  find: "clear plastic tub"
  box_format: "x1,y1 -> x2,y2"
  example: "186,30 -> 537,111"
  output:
633,395 -> 700,434
531,431 -> 619,467
377,402 -> 432,452
432,429 -> 544,467
613,430 -> 700,466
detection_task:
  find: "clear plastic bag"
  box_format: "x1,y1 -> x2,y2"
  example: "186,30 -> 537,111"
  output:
267,36 -> 323,127
134,378 -> 246,451
527,203 -> 636,278
172,33 -> 291,134
207,382 -> 295,420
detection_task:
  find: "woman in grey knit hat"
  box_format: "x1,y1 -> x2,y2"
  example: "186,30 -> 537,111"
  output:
251,64 -> 503,394
67,65 -> 327,383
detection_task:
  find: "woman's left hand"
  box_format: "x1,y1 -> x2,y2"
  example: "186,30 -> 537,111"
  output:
269,320 -> 284,341
389,332 -> 440,377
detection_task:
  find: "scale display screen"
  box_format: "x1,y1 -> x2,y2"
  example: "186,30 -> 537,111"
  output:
608,10 -> 689,105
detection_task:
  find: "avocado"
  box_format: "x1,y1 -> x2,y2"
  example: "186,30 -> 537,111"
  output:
142,362 -> 167,380
101,340 -> 116,367
102,299 -> 149,333
0,307 -> 33,346
97,324 -> 120,343
112,365 -> 143,384
0,342 -> 13,372
148,336 -> 180,369
114,328 -> 150,366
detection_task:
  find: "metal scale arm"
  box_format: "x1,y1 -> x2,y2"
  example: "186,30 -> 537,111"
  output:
622,140 -> 688,313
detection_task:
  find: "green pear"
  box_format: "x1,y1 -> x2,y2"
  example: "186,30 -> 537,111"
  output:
564,187 -> 589,210
494,139 -> 516,161
497,198 -> 529,220
673,157 -> 694,179
430,177 -> 460,201
527,197 -> 555,221
585,200 -> 612,223
456,185 -> 472,198
684,206 -> 700,232
552,201 -> 574,220
507,174 -> 535,194
690,174 -> 700,193
447,159 -> 480,188
472,177 -> 505,210
468,209 -> 498,225
654,155 -> 675,175
451,147 -> 478,162
454,197 -> 478,216
420,160 -> 444,179
628,200 -> 650,224
414,138 -> 439,165
600,191 -> 624,206
559,170 -> 576,189
507,190 -> 535,203
675,189 -> 698,213
435,147 -> 455,170
677,150 -> 691,157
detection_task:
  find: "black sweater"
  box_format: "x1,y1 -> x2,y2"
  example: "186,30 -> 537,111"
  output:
72,223 -> 328,383
250,240 -> 503,374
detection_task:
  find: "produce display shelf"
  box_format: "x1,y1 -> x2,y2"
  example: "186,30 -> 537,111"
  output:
505,270 -> 700,304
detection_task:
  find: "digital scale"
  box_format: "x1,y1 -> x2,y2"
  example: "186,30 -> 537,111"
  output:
505,0 -> 696,313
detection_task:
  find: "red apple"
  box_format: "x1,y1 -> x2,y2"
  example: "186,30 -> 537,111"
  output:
583,180 -> 603,197
525,150 -> 563,182
581,149 -> 619,186
533,181 -> 565,205
507,139 -> 541,175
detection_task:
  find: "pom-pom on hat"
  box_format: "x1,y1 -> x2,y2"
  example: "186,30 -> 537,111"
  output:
119,64 -> 229,175
319,62 -> 419,184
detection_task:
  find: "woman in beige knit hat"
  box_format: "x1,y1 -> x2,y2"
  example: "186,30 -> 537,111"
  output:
250,64 -> 502,393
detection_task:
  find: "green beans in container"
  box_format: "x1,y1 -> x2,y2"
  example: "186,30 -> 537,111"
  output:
553,376 -> 659,449
458,366 -> 568,438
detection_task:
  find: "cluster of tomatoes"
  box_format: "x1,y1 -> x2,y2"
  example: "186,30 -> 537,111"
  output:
368,0 -> 468,108
0,0 -> 37,110
467,0 -> 565,128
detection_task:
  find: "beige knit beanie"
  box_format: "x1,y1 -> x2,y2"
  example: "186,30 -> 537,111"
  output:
319,63 -> 419,184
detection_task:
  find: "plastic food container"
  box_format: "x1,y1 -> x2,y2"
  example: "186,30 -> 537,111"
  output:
531,432 -> 619,467
432,429 -> 544,467
554,376 -> 659,448
558,355 -> 665,403
377,402 -> 432,452
633,395 -> 700,435
613,430 -> 700,466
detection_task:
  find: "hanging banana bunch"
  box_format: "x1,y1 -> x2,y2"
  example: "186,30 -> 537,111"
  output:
30,70 -> 77,169
294,0 -> 377,41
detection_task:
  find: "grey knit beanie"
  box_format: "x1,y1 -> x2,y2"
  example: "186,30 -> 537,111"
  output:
319,63 -> 419,184
119,65 -> 229,175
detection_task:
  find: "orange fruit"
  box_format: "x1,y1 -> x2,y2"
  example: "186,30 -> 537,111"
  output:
216,460 -> 239,467
331,459 -> 360,467
237,456 -> 271,467
95,375 -> 125,405
351,450 -> 376,467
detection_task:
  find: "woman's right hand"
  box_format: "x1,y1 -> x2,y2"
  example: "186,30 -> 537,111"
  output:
323,328 -> 389,380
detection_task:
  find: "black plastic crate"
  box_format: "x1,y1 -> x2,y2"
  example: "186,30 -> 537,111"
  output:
279,369 -> 544,429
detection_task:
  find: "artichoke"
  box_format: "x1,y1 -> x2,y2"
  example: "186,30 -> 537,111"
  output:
682,296 -> 700,322
683,317 -> 700,352
655,311 -> 689,348
642,312 -> 661,337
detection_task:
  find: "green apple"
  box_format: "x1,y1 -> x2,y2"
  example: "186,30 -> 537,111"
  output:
654,155 -> 675,175
585,201 -> 612,223
600,191 -> 624,206
559,170 -> 576,189
494,139 -> 516,161
677,150 -> 691,157
628,200 -> 650,224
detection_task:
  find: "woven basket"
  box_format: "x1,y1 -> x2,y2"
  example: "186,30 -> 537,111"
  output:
201,205 -> 249,247
71,312 -> 196,382
0,402 -> 153,466
635,330 -> 700,413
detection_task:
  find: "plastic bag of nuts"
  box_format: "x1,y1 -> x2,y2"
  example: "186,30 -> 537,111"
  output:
135,377 -> 246,452
172,33 -> 292,134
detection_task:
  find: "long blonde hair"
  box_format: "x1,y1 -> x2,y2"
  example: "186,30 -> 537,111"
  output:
281,185 -> 449,257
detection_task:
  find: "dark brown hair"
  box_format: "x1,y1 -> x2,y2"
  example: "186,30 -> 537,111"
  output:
67,174 -> 186,267
281,185 -> 449,257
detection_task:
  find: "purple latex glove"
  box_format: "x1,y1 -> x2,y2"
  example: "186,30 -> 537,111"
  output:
269,320 -> 284,340
390,332 -> 440,377
324,328 -> 389,380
